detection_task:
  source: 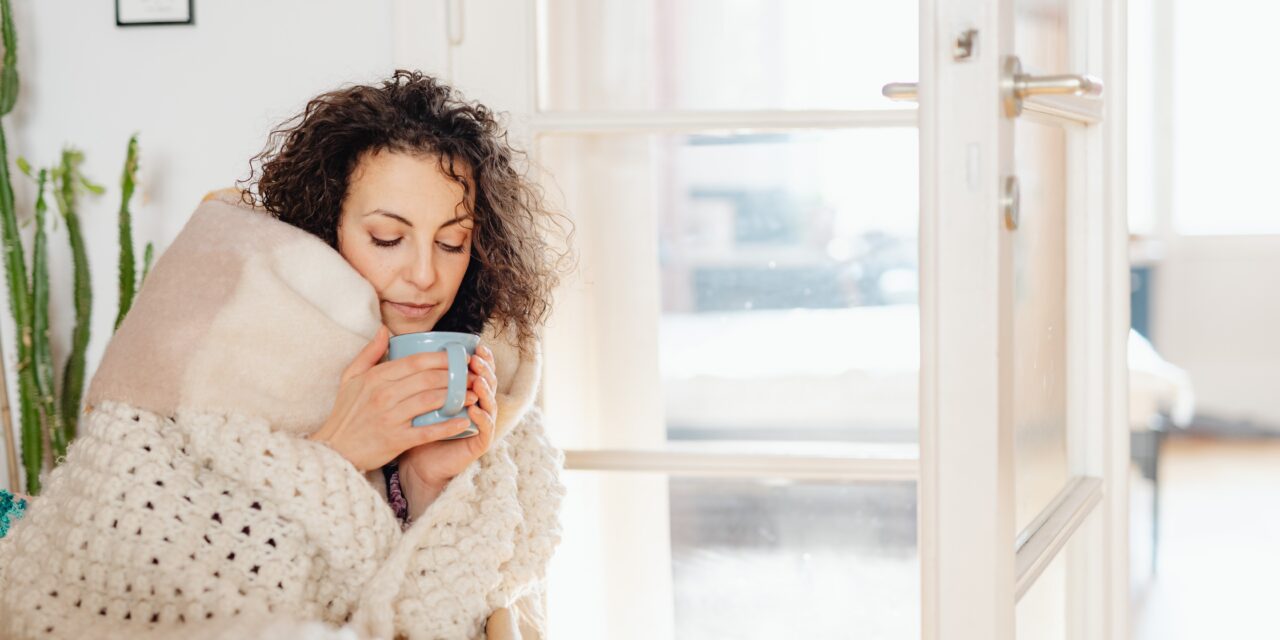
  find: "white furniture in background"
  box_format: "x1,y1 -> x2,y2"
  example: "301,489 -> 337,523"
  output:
661,304 -> 1194,438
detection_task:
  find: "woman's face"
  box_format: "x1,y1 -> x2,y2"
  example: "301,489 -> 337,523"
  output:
337,149 -> 474,336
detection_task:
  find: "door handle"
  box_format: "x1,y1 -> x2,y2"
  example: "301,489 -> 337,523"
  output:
1000,56 -> 1102,117
880,55 -> 1103,122
881,82 -> 918,102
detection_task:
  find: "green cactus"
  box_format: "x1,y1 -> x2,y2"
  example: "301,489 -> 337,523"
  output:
52,149 -> 97,445
9,149 -> 102,484
0,0 -> 139,492
30,167 -> 65,460
141,241 -> 154,286
0,0 -> 40,494
114,134 -> 139,332
0,0 -> 15,119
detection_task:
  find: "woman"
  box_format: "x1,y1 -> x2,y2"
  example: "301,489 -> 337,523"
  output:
0,70 -> 570,640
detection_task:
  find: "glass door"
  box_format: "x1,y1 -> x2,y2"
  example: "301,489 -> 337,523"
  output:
905,0 -> 1129,637
441,0 -> 1128,636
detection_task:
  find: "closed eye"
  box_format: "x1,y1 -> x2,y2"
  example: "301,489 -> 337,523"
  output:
369,235 -> 465,254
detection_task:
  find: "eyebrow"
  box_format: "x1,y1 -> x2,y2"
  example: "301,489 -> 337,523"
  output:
365,208 -> 471,229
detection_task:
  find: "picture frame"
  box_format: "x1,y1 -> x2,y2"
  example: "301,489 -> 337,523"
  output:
115,0 -> 194,27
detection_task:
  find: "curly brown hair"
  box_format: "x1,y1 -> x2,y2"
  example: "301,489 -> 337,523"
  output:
236,70 -> 572,352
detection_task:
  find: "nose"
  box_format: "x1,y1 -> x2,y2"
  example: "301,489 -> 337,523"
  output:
404,244 -> 437,290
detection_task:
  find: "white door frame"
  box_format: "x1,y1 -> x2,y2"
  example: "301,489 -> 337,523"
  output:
917,0 -> 1128,638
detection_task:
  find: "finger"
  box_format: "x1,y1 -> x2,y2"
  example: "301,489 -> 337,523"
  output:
471,345 -> 495,367
377,368 -> 453,407
371,349 -> 451,382
470,354 -> 497,392
466,371 -> 483,392
384,387 -> 448,424
404,416 -> 474,447
468,403 -> 495,451
341,325 -> 390,383
478,345 -> 497,377
470,353 -> 495,382
472,380 -> 495,428
386,387 -> 478,425
476,375 -> 496,414
464,388 -> 479,407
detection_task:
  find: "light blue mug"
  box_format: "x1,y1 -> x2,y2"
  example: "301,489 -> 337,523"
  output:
387,331 -> 481,439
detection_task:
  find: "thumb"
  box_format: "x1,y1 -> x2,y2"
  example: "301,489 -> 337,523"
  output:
342,324 -> 390,383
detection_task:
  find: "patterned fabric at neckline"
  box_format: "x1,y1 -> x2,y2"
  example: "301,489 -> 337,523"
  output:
0,489 -> 27,539
382,462 -> 411,530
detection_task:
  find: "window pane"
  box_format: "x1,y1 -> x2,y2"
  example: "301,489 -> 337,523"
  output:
547,471 -> 919,639
1011,119 -> 1070,536
1015,546 -> 1067,640
537,0 -> 917,111
537,130 -> 919,450
1013,2 -> 1070,536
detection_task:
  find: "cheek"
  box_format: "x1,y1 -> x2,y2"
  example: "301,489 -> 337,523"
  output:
338,238 -> 395,295
443,256 -> 472,298
450,257 -> 471,288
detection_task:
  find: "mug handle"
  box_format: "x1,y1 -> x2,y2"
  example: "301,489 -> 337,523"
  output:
442,342 -> 469,416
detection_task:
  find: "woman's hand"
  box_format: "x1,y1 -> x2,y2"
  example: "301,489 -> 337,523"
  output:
308,325 -> 478,472
398,344 -> 499,515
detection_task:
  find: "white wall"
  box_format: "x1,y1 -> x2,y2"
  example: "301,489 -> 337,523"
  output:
1134,0 -> 1280,432
1153,237 -> 1280,429
1,0 -> 450,490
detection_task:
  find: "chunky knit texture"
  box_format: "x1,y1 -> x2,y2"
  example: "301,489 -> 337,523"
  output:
0,191 -> 566,639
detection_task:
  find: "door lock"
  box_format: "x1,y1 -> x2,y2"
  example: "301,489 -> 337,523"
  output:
1002,175 -> 1021,230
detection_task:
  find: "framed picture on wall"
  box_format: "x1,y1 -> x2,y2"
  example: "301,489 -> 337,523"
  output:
116,0 -> 194,27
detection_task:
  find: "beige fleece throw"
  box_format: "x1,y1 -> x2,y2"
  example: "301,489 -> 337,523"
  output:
0,191 -> 566,639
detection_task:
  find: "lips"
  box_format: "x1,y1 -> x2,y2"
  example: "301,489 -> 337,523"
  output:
385,300 -> 437,319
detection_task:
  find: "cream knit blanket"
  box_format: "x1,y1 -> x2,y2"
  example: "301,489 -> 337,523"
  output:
0,192 -> 566,639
